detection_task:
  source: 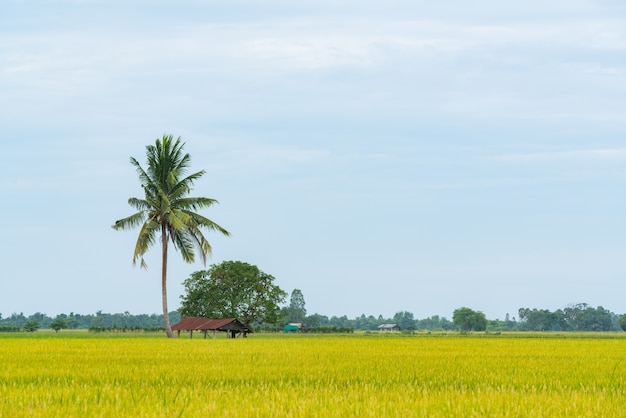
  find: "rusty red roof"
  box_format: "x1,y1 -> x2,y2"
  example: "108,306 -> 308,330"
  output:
172,317 -> 250,332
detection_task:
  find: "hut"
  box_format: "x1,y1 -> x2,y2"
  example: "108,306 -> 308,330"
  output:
377,323 -> 401,332
283,323 -> 302,333
172,317 -> 252,339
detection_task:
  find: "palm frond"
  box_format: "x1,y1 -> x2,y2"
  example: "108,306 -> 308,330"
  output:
132,219 -> 159,267
150,135 -> 191,189
112,211 -> 147,231
174,197 -> 219,212
127,197 -> 152,211
185,226 -> 213,265
170,170 -> 205,196
130,157 -> 156,193
167,208 -> 190,233
172,230 -> 196,264
185,211 -> 231,237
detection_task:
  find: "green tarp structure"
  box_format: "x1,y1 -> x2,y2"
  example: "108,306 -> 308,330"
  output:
284,324 -> 300,333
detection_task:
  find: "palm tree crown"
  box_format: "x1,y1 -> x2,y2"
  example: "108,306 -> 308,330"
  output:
113,134 -> 230,337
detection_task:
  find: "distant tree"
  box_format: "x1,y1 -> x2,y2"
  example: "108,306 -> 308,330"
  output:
353,314 -> 381,330
393,311 -> 416,330
287,289 -> 307,323
179,261 -> 287,327
27,312 -> 51,328
453,307 -> 487,331
23,320 -> 39,332
329,315 -> 351,328
518,308 -> 562,331
575,305 -> 613,331
305,313 -> 329,328
49,318 -> 67,333
620,314 -> 626,332
66,316 -> 79,329
414,315 -> 455,331
486,314 -> 518,332
112,135 -> 230,338
517,304 -> 618,331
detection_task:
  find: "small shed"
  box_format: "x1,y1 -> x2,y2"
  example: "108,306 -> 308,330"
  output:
284,323 -> 302,333
378,323 -> 401,332
172,317 -> 252,339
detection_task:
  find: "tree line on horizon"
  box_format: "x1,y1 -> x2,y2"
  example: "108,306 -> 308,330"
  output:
1,302 -> 623,333
296,303 -> 624,333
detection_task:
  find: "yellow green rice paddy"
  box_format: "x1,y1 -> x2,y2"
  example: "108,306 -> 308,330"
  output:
1,333 -> 625,417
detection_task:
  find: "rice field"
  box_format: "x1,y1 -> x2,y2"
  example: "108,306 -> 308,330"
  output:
1,332 -> 625,417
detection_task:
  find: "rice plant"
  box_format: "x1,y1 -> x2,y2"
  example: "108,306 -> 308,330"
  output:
0,334 -> 624,416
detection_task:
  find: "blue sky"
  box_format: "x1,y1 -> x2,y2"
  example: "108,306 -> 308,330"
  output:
2,0 -> 625,320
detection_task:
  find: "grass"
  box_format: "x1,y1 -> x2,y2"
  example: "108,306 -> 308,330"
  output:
1,332 -> 625,416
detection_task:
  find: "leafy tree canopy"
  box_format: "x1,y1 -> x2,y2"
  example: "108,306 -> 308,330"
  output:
49,318 -> 67,333
519,303 -> 615,331
179,260 -> 287,327
452,307 -> 487,331
23,320 -> 40,332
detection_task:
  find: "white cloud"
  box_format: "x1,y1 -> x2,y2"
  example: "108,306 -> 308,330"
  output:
4,13 -> 625,80
494,148 -> 626,164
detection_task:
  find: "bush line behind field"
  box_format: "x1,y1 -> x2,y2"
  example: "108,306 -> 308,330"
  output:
3,329 -> 626,340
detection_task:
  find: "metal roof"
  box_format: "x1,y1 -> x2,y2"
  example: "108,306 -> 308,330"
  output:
172,317 -> 251,332
377,323 -> 399,329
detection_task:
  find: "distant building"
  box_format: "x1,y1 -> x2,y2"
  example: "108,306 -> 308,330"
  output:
377,323 -> 400,332
284,323 -> 302,333
172,317 -> 251,338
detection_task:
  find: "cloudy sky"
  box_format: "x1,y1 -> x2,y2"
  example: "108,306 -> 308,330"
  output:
2,0 -> 626,321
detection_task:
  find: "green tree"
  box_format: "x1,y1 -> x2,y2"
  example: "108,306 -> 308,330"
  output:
287,289 -> 307,323
49,318 -> 67,333
521,308 -> 565,331
393,311 -> 416,331
113,135 -> 230,338
566,304 -> 613,331
179,260 -> 287,328
415,315 -> 455,331
574,306 -> 610,331
452,307 -> 487,331
620,314 -> 626,332
305,313 -> 329,328
23,320 -> 39,332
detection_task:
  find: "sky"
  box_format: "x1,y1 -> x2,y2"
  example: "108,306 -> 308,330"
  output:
2,0 -> 626,321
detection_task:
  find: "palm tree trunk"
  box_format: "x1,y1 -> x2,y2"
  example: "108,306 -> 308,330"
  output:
162,224 -> 173,338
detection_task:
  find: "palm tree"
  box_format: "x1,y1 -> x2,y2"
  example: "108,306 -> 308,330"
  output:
112,135 -> 230,338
